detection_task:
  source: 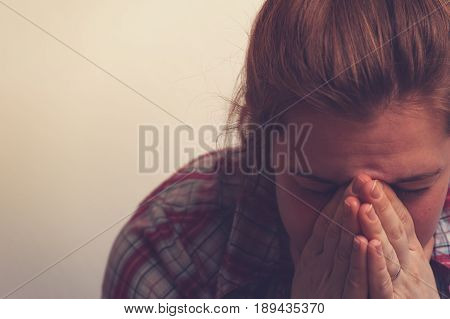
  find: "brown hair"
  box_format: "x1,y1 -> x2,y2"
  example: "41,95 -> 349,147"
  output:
221,0 -> 449,202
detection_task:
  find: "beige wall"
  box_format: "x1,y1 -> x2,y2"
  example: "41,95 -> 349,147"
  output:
0,0 -> 263,298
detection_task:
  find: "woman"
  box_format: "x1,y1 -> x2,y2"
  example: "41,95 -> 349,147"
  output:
102,0 -> 449,298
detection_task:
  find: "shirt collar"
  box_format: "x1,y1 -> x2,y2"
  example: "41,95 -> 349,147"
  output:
215,173 -> 294,298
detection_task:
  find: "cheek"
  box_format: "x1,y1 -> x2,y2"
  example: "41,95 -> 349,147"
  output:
402,187 -> 447,245
275,174 -> 330,252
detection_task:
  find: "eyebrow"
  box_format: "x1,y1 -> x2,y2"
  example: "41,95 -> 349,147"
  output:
296,168 -> 442,185
393,168 -> 442,183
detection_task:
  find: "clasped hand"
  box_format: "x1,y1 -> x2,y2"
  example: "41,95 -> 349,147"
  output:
290,174 -> 439,298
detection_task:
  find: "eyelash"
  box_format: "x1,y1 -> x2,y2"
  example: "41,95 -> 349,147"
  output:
305,187 -> 429,196
394,187 -> 429,195
305,187 -> 337,195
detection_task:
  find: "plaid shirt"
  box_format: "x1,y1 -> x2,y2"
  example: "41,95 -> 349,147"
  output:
102,149 -> 450,299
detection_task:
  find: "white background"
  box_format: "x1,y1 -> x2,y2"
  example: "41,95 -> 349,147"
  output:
0,0 -> 263,298
0,299 -> 447,318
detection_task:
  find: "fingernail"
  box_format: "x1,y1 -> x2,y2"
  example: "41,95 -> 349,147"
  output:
375,242 -> 383,256
344,198 -> 352,210
352,175 -> 370,194
353,238 -> 360,250
366,204 -> 376,221
371,180 -> 381,199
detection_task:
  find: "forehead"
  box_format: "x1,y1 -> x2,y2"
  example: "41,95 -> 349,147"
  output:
279,107 -> 448,183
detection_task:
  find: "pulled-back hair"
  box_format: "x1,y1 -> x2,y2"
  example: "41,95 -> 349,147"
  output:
221,0 -> 449,202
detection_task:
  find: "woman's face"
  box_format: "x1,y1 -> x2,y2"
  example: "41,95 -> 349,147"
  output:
273,107 -> 450,253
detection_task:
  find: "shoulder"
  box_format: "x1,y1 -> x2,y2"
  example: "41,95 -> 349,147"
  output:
102,149 -> 242,298
430,186 -> 450,298
136,148 -> 242,215
432,186 -> 450,265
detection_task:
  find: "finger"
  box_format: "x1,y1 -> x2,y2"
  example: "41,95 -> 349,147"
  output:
360,180 -> 410,264
351,173 -> 373,195
368,239 -> 394,298
337,196 -> 362,257
379,181 -> 420,245
342,235 -> 368,298
322,196 -> 345,254
323,184 -> 356,255
330,195 -> 361,276
304,186 -> 346,254
358,202 -> 401,277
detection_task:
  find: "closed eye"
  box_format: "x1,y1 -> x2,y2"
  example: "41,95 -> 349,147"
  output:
303,186 -> 337,195
394,187 -> 429,195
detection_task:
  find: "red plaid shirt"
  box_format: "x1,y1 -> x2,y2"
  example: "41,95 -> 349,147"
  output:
102,149 -> 450,298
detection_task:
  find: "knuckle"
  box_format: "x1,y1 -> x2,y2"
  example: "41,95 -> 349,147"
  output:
377,199 -> 390,215
408,242 -> 421,253
336,248 -> 351,263
397,208 -> 410,226
387,223 -> 405,242
372,225 -> 384,237
410,270 -> 422,286
302,240 -> 320,258
378,275 -> 392,292
385,248 -> 398,265
375,258 -> 387,273
380,277 -> 391,291
346,277 -> 361,290
349,260 -> 363,274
